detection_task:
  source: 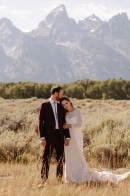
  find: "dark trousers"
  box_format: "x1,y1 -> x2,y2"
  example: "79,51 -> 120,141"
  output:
41,130 -> 64,179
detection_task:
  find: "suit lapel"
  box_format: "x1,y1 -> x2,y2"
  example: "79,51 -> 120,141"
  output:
48,100 -> 55,119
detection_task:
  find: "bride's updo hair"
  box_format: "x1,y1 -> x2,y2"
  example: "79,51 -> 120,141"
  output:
60,96 -> 74,108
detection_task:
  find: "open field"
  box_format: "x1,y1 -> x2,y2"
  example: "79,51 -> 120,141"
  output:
0,163 -> 130,196
0,98 -> 130,195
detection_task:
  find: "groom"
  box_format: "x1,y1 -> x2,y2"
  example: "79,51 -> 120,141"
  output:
38,86 -> 70,184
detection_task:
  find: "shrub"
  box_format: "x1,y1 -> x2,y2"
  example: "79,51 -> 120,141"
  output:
83,117 -> 130,168
0,131 -> 40,163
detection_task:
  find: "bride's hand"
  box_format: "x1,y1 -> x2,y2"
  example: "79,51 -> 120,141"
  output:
64,139 -> 70,146
63,123 -> 72,129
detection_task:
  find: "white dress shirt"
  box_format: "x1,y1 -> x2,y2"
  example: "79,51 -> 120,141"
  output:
49,98 -> 59,129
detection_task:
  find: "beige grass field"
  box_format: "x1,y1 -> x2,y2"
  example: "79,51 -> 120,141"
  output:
0,98 -> 130,196
0,163 -> 130,196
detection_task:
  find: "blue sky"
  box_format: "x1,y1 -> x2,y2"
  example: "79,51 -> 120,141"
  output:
0,0 -> 130,32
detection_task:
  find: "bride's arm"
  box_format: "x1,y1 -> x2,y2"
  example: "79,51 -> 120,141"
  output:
71,108 -> 83,128
63,109 -> 83,129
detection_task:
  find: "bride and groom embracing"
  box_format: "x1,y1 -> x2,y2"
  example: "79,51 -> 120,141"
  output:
38,86 -> 130,186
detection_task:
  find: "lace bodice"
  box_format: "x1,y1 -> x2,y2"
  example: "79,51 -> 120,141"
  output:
66,108 -> 83,128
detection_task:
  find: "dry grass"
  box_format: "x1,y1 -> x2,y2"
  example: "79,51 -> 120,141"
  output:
0,98 -> 130,195
0,163 -> 130,196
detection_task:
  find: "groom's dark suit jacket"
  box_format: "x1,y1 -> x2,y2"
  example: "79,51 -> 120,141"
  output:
38,100 -> 70,143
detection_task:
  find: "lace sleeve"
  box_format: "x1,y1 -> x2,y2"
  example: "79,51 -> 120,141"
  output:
71,108 -> 83,128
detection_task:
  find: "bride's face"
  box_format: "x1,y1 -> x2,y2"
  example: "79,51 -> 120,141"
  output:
61,100 -> 71,110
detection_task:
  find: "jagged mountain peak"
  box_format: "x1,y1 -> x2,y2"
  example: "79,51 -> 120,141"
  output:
45,4 -> 68,26
87,14 -> 102,22
51,4 -> 66,14
106,12 -> 130,39
0,17 -> 22,30
0,18 -> 14,31
0,18 -> 19,36
109,12 -> 130,25
78,14 -> 102,31
32,4 -> 77,39
0,18 -> 13,26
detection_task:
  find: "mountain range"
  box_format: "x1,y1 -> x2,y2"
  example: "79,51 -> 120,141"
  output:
0,4 -> 130,83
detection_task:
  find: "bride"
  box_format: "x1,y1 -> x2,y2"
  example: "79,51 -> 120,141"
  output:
60,96 -> 130,184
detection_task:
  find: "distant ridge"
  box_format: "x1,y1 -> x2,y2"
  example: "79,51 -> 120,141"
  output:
0,5 -> 130,82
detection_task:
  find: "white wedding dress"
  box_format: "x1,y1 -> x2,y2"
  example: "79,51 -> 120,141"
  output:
64,108 -> 130,184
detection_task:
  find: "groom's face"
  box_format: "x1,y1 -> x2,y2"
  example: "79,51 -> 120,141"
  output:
56,89 -> 64,101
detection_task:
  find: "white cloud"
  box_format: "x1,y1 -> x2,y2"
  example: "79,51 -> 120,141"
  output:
0,0 -> 130,31
0,6 -> 6,10
11,10 -> 29,18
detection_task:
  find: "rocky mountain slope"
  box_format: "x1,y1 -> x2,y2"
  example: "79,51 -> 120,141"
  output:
0,4 -> 130,83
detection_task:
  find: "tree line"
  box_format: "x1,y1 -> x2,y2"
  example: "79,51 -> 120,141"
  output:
0,78 -> 130,100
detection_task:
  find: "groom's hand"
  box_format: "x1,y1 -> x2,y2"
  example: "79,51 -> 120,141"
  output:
40,139 -> 46,147
64,139 -> 70,146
